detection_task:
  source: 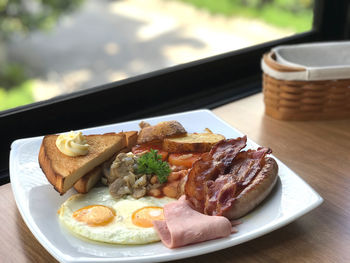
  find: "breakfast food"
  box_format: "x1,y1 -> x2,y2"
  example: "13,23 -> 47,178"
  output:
73,131 -> 138,194
39,119 -> 279,248
153,195 -> 239,248
222,157 -> 278,219
73,166 -> 103,194
137,120 -> 186,144
39,132 -> 126,194
108,152 -> 151,199
163,132 -> 225,153
185,136 -> 278,220
58,187 -> 175,244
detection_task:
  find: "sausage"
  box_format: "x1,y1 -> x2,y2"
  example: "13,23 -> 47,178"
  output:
222,157 -> 278,219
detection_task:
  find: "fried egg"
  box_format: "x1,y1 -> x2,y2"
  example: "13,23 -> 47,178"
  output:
58,187 -> 175,244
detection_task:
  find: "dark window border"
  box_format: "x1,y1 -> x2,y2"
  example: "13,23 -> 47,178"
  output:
0,0 -> 348,183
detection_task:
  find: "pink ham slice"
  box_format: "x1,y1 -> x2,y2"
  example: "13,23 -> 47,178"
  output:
153,196 -> 237,248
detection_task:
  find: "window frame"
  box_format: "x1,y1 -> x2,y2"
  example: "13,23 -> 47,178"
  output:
0,0 -> 348,183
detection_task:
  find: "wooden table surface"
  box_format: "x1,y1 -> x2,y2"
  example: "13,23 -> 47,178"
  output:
1,93 -> 350,263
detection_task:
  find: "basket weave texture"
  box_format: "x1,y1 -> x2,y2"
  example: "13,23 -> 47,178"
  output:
262,52 -> 350,121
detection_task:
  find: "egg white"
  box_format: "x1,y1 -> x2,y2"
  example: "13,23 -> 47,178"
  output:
58,187 -> 175,244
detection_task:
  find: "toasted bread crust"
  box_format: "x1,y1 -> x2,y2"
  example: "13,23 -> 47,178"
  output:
163,133 -> 225,153
137,121 -> 186,144
222,157 -> 279,219
73,131 -> 138,194
73,166 -> 103,194
124,131 -> 138,150
39,132 -> 126,195
39,142 -> 63,193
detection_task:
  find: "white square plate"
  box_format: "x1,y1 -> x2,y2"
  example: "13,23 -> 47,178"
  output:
10,109 -> 323,263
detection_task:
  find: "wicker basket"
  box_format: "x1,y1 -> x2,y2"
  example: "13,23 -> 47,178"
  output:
262,50 -> 350,121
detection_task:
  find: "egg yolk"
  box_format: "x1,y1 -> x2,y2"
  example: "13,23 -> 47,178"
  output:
132,206 -> 164,228
73,205 -> 116,226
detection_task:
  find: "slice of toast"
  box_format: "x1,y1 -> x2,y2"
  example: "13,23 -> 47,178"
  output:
163,133 -> 225,153
123,131 -> 138,150
73,131 -> 138,194
39,132 -> 126,194
72,165 -> 103,194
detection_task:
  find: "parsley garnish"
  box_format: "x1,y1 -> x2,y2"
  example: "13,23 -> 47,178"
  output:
136,149 -> 171,184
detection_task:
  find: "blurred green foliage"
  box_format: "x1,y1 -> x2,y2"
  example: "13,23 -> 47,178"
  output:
179,0 -> 313,32
0,0 -> 83,111
0,0 -> 84,40
0,80 -> 35,111
0,63 -> 28,88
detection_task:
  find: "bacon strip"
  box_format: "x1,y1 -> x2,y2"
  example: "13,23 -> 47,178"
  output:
204,175 -> 237,215
230,147 -> 272,188
204,147 -> 272,216
185,137 -> 247,212
211,136 -> 247,173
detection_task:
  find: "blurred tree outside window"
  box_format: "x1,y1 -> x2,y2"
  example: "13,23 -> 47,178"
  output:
0,0 -> 83,110
0,0 -> 313,112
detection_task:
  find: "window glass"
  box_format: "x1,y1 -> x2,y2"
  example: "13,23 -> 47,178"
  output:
0,0 -> 313,112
